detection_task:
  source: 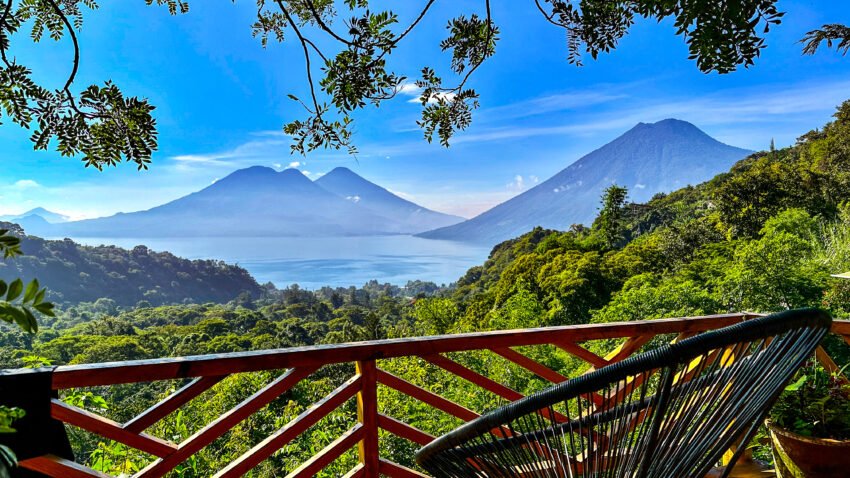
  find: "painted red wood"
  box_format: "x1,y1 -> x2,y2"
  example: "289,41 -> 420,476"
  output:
421,354 -> 570,424
342,463 -> 366,478
378,414 -> 435,446
378,458 -> 430,478
491,347 -> 568,383
50,400 -> 177,457
376,368 -> 481,422
18,454 -> 112,478
137,366 -> 317,478
287,424 -> 364,478
211,374 -> 362,478
123,375 -> 224,433
554,341 -> 609,368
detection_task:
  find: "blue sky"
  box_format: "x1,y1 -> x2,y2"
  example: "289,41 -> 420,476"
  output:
1,1 -> 848,219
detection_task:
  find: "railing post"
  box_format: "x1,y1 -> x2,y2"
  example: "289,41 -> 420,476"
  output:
356,360 -> 379,477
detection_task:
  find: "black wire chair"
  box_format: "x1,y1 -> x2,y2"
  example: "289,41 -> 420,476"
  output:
415,308 -> 832,478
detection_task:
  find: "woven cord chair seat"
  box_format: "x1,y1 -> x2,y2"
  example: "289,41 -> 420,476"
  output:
415,308 -> 832,478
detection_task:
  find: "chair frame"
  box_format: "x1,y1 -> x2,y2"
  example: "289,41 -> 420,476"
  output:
416,308 -> 832,478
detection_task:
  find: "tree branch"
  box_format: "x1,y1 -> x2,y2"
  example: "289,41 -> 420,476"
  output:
275,0 -> 321,115
0,0 -> 13,68
304,0 -> 353,46
44,0 -> 91,117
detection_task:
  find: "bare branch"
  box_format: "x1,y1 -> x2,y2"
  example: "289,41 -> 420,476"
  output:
304,0 -> 354,46
275,0 -> 321,115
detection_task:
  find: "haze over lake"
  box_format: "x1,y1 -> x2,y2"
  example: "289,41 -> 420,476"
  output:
66,235 -> 491,289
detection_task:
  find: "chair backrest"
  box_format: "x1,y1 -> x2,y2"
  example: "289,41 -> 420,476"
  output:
416,308 -> 832,478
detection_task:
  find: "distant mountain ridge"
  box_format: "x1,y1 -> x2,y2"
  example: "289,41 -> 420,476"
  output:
0,207 -> 70,224
17,167 -> 462,238
316,167 -> 464,232
418,119 -> 752,245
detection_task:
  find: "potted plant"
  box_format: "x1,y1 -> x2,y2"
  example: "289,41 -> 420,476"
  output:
768,363 -> 850,477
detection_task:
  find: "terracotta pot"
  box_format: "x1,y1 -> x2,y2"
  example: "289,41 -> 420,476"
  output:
768,422 -> 850,477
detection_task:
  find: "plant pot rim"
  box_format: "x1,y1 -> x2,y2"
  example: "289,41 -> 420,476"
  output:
767,420 -> 850,447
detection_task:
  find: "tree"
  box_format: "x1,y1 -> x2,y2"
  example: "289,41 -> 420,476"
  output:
1,0 -> 834,162
595,185 -> 628,249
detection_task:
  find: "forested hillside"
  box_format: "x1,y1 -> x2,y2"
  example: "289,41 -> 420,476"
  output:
448,101 -> 850,331
1,102 -> 849,476
0,225 -> 263,306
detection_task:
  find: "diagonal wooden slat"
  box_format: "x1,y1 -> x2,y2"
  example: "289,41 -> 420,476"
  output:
18,454 -> 112,478
136,366 -> 317,478
376,368 -> 480,422
420,354 -> 525,402
554,341 -> 609,369
286,424 -> 364,478
421,354 -> 570,424
815,345 -> 840,374
124,375 -> 224,433
604,335 -> 652,364
379,458 -> 430,478
212,374 -> 362,478
491,347 -> 568,383
51,399 -> 177,458
378,414 -> 435,446
342,463 -> 366,478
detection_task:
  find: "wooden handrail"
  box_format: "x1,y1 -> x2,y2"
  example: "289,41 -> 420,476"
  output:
5,312 -> 847,478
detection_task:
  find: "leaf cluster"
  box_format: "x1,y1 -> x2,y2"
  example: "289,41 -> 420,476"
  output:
0,0 -> 186,168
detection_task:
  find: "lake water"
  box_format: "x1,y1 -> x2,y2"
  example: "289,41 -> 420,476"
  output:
68,235 -> 491,289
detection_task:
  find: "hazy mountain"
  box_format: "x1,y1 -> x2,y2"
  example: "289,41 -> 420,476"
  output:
419,119 -> 752,245
315,167 -> 463,233
25,166 -> 459,238
0,207 -> 70,224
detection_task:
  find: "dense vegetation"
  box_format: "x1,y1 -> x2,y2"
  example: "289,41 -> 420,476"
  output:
2,101 -> 850,476
0,224 -> 262,307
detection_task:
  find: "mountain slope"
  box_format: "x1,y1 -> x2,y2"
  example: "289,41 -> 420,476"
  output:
42,167 -> 403,237
419,119 -> 752,245
315,167 -> 464,233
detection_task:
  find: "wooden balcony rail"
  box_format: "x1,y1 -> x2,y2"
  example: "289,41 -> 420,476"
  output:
5,312 -> 850,478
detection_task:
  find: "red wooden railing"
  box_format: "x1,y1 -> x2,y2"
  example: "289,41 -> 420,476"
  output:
11,312 -> 850,478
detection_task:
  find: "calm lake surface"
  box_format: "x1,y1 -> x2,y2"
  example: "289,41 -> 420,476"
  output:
68,235 -> 491,289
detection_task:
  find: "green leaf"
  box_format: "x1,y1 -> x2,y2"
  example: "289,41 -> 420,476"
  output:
0,281 -> 6,297
23,308 -> 38,334
785,375 -> 807,391
5,279 -> 22,302
34,302 -> 55,317
33,289 -> 45,305
23,279 -> 38,303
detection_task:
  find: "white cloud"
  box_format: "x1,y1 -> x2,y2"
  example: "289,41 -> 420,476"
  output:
388,188 -> 416,201
507,174 -> 540,192
289,161 -> 302,168
397,81 -> 457,104
12,179 -> 41,189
